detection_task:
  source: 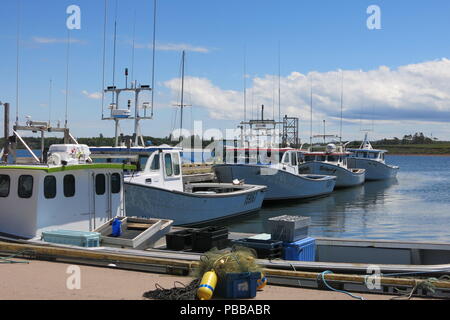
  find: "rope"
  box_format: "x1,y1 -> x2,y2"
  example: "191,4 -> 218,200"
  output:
320,271 -> 365,300
143,279 -> 200,300
0,250 -> 33,264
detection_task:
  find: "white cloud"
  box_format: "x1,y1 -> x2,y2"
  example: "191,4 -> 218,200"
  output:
134,42 -> 210,53
82,90 -> 102,100
33,37 -> 86,44
164,58 -> 450,126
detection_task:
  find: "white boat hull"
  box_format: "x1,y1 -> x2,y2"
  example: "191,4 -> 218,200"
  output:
298,162 -> 365,188
347,158 -> 399,181
124,182 -> 266,226
213,164 -> 336,201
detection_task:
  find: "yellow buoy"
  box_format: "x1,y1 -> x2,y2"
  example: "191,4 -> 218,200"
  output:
257,273 -> 267,290
197,270 -> 218,300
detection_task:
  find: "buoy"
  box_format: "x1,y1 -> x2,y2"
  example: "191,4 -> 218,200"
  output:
257,273 -> 267,290
197,270 -> 218,300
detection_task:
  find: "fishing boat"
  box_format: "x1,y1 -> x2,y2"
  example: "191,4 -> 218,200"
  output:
298,143 -> 366,188
213,147 -> 336,201
90,146 -> 267,226
346,133 -> 399,181
90,69 -> 266,226
0,115 -> 133,239
213,108 -> 336,201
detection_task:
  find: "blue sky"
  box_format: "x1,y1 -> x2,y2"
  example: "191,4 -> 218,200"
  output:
2,0 -> 450,142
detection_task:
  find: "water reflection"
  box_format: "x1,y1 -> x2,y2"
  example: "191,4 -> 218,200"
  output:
224,178 -> 401,237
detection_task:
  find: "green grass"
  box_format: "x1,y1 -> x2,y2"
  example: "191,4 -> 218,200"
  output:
376,144 -> 450,155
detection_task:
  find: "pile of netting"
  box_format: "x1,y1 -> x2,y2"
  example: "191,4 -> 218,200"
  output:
193,246 -> 263,281
142,246 -> 263,300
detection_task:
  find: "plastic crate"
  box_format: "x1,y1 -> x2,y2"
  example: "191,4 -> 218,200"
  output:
283,237 -> 316,261
216,272 -> 260,299
268,215 -> 311,242
191,226 -> 229,253
165,229 -> 195,251
41,230 -> 101,248
232,238 -> 283,259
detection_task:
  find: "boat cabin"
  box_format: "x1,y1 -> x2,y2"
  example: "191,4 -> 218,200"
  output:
89,146 -> 184,192
0,145 -> 130,239
224,147 -> 301,165
347,148 -> 387,162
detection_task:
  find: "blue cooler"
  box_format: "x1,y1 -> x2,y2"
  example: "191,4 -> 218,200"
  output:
283,237 -> 316,261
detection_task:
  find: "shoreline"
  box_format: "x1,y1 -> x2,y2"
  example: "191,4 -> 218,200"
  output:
387,153 -> 450,157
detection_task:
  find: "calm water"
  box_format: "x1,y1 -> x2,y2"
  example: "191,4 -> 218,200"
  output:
221,155 -> 450,242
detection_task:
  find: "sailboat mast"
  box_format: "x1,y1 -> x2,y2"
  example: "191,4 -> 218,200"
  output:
179,50 -> 186,140
150,0 -> 157,118
309,76 -> 313,148
340,71 -> 344,144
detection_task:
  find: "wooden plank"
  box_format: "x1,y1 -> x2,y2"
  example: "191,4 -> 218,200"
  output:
126,223 -> 152,230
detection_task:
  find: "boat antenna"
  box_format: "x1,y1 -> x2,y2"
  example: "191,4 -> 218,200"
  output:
278,41 -> 281,129
339,70 -> 344,144
112,0 -> 118,103
101,0 -> 108,119
15,0 -> 21,126
64,29 -> 71,128
131,9 -> 137,87
150,0 -> 157,118
243,44 -> 247,123
48,78 -> 52,125
309,75 -> 313,148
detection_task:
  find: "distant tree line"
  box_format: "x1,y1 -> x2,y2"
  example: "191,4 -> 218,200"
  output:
372,132 -> 439,145
0,134 -> 217,150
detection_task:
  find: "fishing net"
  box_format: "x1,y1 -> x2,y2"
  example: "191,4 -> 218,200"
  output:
193,246 -> 263,282
143,246 -> 263,300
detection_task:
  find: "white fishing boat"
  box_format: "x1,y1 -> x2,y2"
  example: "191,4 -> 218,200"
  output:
90,146 -> 267,226
213,107 -> 336,201
213,147 -> 336,201
346,133 -> 399,181
298,144 -> 366,188
0,115 -> 132,239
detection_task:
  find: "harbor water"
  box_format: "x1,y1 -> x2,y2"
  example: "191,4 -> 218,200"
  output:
221,155 -> 450,242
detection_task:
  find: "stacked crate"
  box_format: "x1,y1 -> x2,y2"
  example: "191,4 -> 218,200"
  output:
268,215 -> 316,262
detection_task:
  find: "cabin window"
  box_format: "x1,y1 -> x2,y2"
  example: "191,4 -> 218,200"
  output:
318,156 -> 327,162
304,155 -> 315,162
291,153 -> 298,166
44,176 -> 57,199
164,154 -> 173,176
150,154 -> 160,171
63,175 -> 76,197
111,173 -> 121,194
0,175 -> 10,197
138,155 -> 149,171
95,174 -> 106,195
18,175 -> 33,199
328,155 -> 338,162
173,153 -> 181,176
283,152 -> 290,164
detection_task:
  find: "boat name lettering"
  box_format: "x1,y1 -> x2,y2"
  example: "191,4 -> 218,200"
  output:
244,192 -> 257,205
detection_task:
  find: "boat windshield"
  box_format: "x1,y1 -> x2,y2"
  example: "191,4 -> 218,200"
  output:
327,155 -> 340,162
